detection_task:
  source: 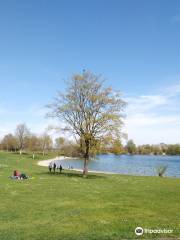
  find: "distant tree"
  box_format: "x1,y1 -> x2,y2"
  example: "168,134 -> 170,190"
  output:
151,145 -> 162,155
55,137 -> 65,150
60,141 -> 81,157
98,135 -> 113,154
15,123 -> 30,154
1,134 -> 17,151
27,135 -> 41,159
126,140 -> 136,154
48,70 -> 126,175
40,134 -> 53,156
137,144 -> 151,155
159,143 -> 168,155
167,144 -> 180,155
143,144 -> 151,154
111,138 -> 123,154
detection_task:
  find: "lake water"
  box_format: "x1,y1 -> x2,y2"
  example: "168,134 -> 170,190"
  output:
53,154 -> 180,178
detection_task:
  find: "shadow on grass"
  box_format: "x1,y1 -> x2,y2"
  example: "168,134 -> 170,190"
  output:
37,170 -> 106,179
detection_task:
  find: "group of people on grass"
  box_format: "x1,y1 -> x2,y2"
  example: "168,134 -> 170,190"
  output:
48,162 -> 63,173
11,170 -> 29,180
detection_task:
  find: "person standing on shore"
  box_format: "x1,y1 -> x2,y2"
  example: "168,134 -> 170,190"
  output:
48,163 -> 52,173
59,165 -> 62,173
53,163 -> 56,173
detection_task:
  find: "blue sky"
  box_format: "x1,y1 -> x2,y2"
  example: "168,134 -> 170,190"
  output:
0,0 -> 180,144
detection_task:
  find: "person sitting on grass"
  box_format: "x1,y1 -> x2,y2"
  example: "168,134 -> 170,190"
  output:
11,170 -> 28,180
14,170 -> 20,179
20,173 -> 28,179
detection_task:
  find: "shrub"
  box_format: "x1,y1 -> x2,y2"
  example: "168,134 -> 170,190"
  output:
156,165 -> 168,177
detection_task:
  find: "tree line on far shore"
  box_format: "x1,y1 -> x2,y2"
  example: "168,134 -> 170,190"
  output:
0,124 -> 180,157
0,123 -> 53,158
124,140 -> 180,155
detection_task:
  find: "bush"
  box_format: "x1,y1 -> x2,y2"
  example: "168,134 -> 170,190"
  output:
156,165 -> 168,177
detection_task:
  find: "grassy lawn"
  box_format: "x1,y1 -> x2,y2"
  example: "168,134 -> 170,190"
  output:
0,151 -> 179,240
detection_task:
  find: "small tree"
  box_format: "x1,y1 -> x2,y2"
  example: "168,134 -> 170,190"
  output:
55,137 -> 65,153
112,138 -> 123,155
27,135 -> 41,159
15,123 -> 30,154
56,137 -> 65,146
156,165 -> 168,177
1,134 -> 17,151
48,70 -> 126,175
40,134 -> 52,156
126,140 -> 136,154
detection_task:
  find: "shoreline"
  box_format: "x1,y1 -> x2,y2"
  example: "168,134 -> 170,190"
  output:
37,156 -> 72,167
37,157 -> 179,178
37,156 -> 118,175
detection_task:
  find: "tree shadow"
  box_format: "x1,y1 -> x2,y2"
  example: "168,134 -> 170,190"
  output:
37,170 -> 106,179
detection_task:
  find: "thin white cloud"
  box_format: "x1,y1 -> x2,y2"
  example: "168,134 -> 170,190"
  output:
124,83 -> 180,144
125,94 -> 168,114
126,114 -> 180,127
165,83 -> 180,97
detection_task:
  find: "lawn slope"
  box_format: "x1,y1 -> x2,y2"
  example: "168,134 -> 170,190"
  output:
0,152 -> 179,240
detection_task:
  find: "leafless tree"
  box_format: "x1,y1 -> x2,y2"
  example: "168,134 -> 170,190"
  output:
15,123 -> 30,154
40,133 -> 53,156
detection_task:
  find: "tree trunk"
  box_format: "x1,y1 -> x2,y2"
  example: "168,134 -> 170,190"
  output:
20,149 -> 22,155
83,140 -> 90,176
83,157 -> 88,176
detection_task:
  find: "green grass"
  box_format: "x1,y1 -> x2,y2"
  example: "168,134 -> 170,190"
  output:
0,151 -> 179,240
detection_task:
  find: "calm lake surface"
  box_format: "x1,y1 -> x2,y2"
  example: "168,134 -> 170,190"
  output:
53,154 -> 180,178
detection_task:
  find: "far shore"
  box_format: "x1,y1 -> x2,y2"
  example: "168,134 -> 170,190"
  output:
37,156 -> 118,175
